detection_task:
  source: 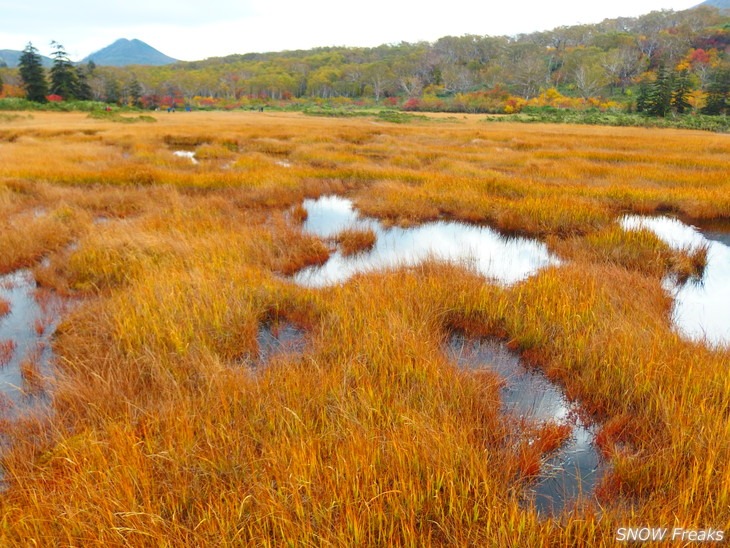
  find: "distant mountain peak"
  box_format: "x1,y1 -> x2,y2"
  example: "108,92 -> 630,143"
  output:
82,38 -> 177,67
695,0 -> 730,8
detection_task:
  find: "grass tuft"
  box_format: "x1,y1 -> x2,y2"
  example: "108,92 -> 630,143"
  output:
336,227 -> 377,255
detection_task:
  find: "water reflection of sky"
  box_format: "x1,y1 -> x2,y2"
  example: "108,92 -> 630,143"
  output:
301,195 -> 376,238
702,230 -> 730,247
173,150 -> 198,164
0,270 -> 61,414
621,215 -> 730,347
447,335 -> 601,514
297,196 -> 559,288
448,335 -> 570,421
256,322 -> 306,366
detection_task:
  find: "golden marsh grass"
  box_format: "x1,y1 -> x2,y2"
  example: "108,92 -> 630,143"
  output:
0,111 -> 728,546
336,227 -> 377,256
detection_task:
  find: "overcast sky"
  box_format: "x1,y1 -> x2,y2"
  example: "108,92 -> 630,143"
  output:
1,0 -> 700,62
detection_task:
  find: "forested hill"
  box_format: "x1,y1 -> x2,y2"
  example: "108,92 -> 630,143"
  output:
1,5 -> 728,111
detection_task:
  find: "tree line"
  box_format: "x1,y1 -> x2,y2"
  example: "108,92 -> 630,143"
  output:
16,42 -> 94,102
4,5 -> 729,116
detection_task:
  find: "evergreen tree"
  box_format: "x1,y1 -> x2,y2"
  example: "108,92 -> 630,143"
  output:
125,78 -> 143,107
18,42 -> 48,102
647,64 -> 672,117
636,83 -> 649,113
104,78 -> 122,104
49,41 -> 79,99
701,67 -> 730,116
671,69 -> 692,114
75,63 -> 94,101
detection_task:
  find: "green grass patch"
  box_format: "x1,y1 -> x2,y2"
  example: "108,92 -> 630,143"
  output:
0,112 -> 33,123
0,98 -> 122,112
301,106 -> 371,118
375,110 -> 428,123
302,106 -> 428,124
486,107 -> 730,133
87,111 -> 157,124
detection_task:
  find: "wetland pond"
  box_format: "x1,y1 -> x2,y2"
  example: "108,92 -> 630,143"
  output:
294,196 -> 560,287
294,196 -> 601,514
447,335 -> 602,514
621,215 -> 730,347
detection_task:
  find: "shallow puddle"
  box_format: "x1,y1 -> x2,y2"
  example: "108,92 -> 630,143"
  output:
255,321 -> 307,367
0,270 -> 64,416
173,150 -> 199,164
446,334 -> 602,514
295,196 -> 559,287
621,215 -> 730,347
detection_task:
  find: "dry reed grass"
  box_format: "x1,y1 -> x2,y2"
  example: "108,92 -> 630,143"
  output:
0,111 -> 727,546
336,227 -> 377,255
0,339 -> 15,366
